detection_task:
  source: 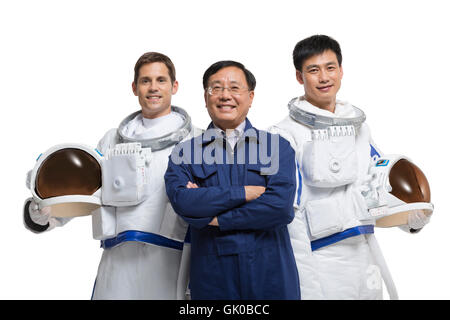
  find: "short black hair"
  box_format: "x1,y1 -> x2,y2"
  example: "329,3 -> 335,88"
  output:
202,60 -> 256,91
293,35 -> 342,71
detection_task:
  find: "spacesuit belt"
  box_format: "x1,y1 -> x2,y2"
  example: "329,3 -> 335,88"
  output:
310,225 -> 374,251
101,230 -> 184,250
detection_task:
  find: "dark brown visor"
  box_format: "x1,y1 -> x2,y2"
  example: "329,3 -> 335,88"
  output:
36,148 -> 101,199
389,159 -> 431,204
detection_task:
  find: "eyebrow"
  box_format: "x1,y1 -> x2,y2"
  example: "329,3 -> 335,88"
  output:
210,80 -> 242,86
305,61 -> 338,70
139,75 -> 169,81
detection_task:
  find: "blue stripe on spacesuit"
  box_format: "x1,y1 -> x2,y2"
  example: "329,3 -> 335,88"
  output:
101,230 -> 184,250
296,161 -> 302,206
310,225 -> 374,251
91,279 -> 97,300
95,148 -> 103,157
370,144 -> 380,158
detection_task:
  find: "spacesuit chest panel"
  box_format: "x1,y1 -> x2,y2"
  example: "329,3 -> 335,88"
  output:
302,126 -> 358,188
93,130 -> 191,246
115,147 -> 173,233
275,117 -> 375,243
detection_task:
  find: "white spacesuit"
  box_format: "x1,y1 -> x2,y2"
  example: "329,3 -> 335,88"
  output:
270,96 -> 406,300
24,106 -> 201,300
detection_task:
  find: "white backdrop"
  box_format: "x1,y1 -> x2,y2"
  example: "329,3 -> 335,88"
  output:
1,0 -> 448,299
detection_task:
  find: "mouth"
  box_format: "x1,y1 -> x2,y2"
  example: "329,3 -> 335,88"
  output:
217,105 -> 236,112
146,95 -> 162,102
317,85 -> 333,92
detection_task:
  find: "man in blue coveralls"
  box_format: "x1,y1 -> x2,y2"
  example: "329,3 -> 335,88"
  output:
164,60 -> 300,299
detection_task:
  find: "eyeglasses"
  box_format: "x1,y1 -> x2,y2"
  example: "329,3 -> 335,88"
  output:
207,85 -> 249,96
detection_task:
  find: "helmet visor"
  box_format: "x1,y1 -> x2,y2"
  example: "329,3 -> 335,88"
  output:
36,148 -> 102,199
389,159 -> 431,204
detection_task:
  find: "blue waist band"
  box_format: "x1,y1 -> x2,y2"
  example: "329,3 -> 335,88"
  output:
101,230 -> 184,250
310,225 -> 374,251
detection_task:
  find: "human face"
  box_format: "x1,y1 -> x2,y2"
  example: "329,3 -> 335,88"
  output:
296,50 -> 343,113
132,62 -> 178,119
204,66 -> 254,130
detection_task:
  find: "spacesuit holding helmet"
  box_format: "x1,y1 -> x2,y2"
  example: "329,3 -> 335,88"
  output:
23,52 -> 201,299
270,35 -> 432,300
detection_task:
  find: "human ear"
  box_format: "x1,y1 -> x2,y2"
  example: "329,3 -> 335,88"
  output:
296,70 -> 305,85
171,80 -> 179,95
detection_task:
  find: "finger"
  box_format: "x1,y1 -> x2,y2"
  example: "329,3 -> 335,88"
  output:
41,206 -> 52,215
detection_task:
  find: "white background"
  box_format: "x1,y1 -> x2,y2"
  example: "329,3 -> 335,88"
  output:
1,0 -> 448,299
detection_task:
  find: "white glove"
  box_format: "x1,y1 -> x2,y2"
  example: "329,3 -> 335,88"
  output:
27,199 -> 65,232
29,200 -> 51,225
408,210 -> 431,231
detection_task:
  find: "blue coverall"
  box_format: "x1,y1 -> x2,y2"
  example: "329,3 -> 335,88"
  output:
164,119 -> 300,299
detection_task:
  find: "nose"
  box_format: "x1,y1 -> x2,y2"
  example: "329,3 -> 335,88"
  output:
219,88 -> 232,100
149,82 -> 159,92
318,70 -> 330,83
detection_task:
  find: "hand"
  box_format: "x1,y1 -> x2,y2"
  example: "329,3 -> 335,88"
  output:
186,181 -> 199,189
408,210 -> 431,231
209,217 -> 219,226
29,199 -> 52,226
244,185 -> 266,202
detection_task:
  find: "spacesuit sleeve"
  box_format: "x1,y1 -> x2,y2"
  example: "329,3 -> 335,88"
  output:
365,123 -> 384,160
164,157 -> 246,229
217,139 -> 296,231
96,128 -> 119,154
366,126 -> 423,233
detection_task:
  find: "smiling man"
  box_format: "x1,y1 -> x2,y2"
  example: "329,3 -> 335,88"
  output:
164,61 -> 300,299
204,65 -> 253,130
270,35 -> 431,300
296,48 -> 342,113
132,60 -> 178,118
24,52 -> 200,299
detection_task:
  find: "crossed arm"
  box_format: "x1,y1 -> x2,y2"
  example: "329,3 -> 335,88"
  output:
185,181 -> 265,226
164,142 -> 296,231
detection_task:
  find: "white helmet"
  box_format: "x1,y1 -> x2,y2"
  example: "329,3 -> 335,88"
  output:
27,142 -> 153,218
26,144 -> 103,218
364,154 -> 433,227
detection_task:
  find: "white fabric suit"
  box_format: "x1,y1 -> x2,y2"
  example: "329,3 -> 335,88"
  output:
270,96 -> 384,300
90,109 -> 202,300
